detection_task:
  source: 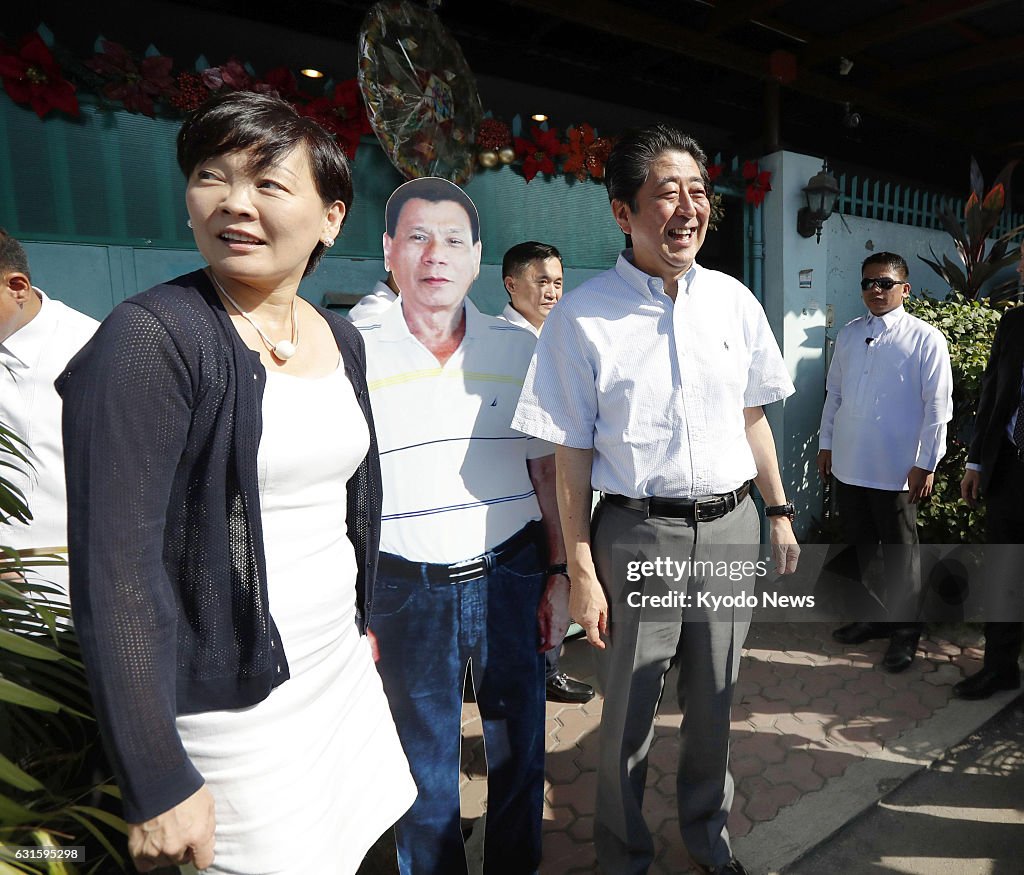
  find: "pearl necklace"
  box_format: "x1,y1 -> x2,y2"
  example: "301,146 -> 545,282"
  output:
210,273 -> 299,361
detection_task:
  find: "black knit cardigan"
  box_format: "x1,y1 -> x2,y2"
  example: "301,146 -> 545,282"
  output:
57,270 -> 381,824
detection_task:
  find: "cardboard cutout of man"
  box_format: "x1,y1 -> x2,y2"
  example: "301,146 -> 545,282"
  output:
355,178 -> 570,875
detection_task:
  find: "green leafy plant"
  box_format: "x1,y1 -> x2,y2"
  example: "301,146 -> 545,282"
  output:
905,293 -> 1009,543
0,420 -> 128,873
918,158 -> 1023,303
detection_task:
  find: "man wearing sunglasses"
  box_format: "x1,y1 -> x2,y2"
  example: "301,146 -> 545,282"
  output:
817,252 -> 953,672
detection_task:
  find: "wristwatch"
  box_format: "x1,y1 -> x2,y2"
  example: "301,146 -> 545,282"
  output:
764,502 -> 796,521
546,563 -> 569,577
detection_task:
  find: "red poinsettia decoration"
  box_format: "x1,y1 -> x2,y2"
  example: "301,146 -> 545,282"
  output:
742,159 -> 772,206
85,40 -> 176,118
513,126 -> 564,183
707,163 -> 724,183
0,33 -> 78,118
563,123 -> 596,182
260,66 -> 305,102
298,79 -> 372,159
584,135 -> 614,181
202,59 -> 270,94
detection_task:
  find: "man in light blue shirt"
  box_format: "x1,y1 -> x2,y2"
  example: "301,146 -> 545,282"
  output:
818,251 -> 953,672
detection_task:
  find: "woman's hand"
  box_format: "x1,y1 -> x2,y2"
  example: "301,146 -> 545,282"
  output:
128,785 -> 215,872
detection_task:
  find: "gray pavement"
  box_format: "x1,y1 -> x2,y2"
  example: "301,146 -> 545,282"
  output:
784,697 -> 1024,875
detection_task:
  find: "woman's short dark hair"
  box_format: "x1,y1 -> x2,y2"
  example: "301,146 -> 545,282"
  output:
177,91 -> 353,277
384,177 -> 480,243
605,124 -> 710,212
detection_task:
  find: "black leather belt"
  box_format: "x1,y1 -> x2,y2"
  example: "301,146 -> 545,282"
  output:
377,521 -> 540,585
603,481 -> 751,522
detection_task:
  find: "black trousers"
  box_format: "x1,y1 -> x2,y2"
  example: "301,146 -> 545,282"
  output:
982,439 -> 1024,672
835,479 -> 923,634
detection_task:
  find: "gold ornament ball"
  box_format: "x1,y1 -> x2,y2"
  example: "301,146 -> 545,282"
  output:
478,149 -> 499,169
498,146 -> 516,165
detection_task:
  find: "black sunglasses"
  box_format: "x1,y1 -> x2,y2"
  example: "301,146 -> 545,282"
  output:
860,277 -> 906,291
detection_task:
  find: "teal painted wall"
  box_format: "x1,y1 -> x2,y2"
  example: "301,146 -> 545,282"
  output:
1,98 -> 624,318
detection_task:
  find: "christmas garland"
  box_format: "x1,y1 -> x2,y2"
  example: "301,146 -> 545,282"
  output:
0,28 -> 771,204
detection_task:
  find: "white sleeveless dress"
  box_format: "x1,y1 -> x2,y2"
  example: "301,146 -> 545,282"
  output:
176,361 -> 416,875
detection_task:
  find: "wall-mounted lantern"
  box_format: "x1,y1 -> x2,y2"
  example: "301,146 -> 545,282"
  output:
797,159 -> 840,243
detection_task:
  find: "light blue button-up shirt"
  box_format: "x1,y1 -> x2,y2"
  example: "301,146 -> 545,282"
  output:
512,252 -> 794,499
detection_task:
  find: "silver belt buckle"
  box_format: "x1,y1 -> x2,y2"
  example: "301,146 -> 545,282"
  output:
448,556 -> 486,583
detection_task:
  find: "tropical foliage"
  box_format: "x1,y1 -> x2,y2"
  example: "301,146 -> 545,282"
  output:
919,158 -> 1023,303
0,421 -> 128,873
905,293 -> 1008,543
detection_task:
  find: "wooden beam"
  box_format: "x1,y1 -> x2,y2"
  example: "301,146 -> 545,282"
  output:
884,34 -> 1024,90
705,0 -> 789,37
800,0 -> 1010,66
502,0 -> 958,136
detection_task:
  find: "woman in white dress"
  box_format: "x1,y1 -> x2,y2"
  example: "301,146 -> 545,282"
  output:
59,92 -> 415,874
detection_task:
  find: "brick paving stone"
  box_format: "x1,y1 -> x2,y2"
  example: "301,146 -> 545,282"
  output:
762,678 -> 812,707
828,719 -> 885,750
953,653 -> 984,675
730,731 -> 786,763
827,688 -> 878,720
917,683 -> 954,710
540,830 -> 591,875
568,813 -> 594,843
765,660 -> 800,679
768,649 -> 817,665
733,677 -> 760,700
556,707 -> 600,745
460,775 -> 488,817
643,782 -> 679,830
800,670 -> 848,698
545,748 -> 584,786
773,713 -> 829,745
741,775 -> 802,821
845,670 -> 897,699
877,693 -> 932,722
739,658 -> 781,687
763,750 -> 826,792
648,735 -> 681,776
870,715 -> 916,742
919,637 -> 962,658
729,753 -> 763,779
728,807 -> 753,839
542,805 -> 575,831
740,695 -> 780,729
561,768 -> 598,817
807,746 -> 855,779
923,663 -> 962,686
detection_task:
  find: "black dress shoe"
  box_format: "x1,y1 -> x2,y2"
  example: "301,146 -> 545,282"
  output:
697,857 -> 749,875
952,667 -> 1021,700
832,621 -> 888,645
546,672 -> 595,704
882,630 -> 919,673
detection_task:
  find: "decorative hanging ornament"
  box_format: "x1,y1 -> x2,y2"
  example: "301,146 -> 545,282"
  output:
358,0 -> 482,184
498,145 -> 516,165
478,149 -> 498,169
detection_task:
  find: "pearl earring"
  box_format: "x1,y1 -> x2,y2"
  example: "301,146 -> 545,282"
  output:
323,238 -> 335,248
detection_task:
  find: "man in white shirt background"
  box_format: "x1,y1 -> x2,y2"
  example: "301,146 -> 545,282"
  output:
0,228 -> 98,600
346,271 -> 399,322
497,240 -> 594,705
817,252 -> 953,673
497,241 -> 563,337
